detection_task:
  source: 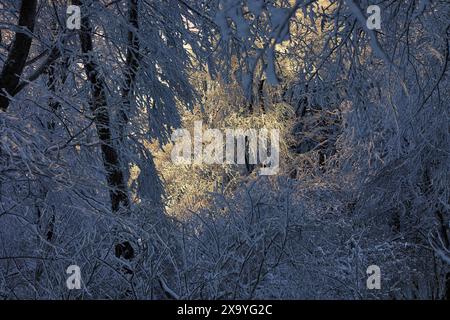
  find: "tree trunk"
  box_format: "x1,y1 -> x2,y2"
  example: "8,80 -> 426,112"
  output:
118,0 -> 140,145
0,0 -> 37,112
74,0 -> 130,213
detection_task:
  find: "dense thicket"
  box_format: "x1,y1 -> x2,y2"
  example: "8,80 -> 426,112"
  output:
0,0 -> 449,299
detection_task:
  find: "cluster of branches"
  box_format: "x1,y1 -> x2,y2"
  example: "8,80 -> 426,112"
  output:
0,0 -> 449,299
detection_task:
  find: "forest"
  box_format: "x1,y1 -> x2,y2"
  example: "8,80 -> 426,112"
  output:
0,0 -> 449,300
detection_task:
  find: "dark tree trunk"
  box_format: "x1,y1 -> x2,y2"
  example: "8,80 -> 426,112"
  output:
0,0 -> 37,112
74,0 -> 130,213
118,0 -> 140,144
257,78 -> 266,112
